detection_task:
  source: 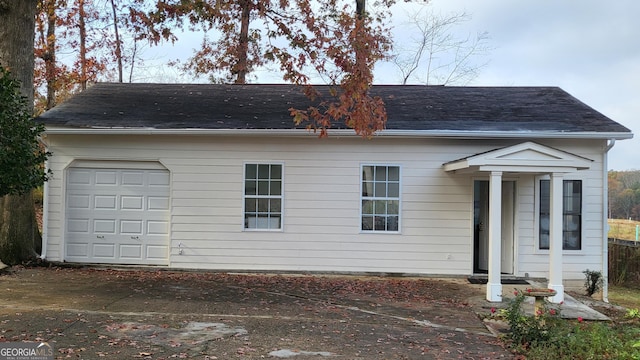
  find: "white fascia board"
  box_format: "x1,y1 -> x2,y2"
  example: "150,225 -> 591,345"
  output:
43,127 -> 633,140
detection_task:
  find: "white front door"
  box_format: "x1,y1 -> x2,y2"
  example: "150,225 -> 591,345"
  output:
65,167 -> 170,265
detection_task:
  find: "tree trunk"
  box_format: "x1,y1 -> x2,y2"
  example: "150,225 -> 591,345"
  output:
78,0 -> 88,90
234,0 -> 250,84
45,0 -> 57,109
0,0 -> 41,266
110,0 -> 123,83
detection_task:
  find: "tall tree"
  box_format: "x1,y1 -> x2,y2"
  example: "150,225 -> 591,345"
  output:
140,0 -> 401,137
391,6 -> 491,85
0,0 -> 45,266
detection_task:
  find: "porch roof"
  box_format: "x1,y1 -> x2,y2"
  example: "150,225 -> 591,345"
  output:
442,141 -> 593,173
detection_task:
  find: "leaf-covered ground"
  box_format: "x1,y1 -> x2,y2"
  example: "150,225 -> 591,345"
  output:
0,267 -> 513,359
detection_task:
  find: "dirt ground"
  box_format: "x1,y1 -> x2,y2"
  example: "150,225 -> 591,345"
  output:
0,266 -> 514,359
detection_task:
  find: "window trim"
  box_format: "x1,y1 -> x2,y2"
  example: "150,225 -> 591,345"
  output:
534,175 -> 584,253
359,164 -> 402,234
242,162 -> 284,232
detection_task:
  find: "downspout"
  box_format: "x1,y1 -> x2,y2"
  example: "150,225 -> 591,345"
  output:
602,139 -> 616,302
41,157 -> 49,260
38,135 -> 49,260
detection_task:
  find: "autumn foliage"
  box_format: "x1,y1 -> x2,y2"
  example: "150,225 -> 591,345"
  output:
34,0 -> 426,136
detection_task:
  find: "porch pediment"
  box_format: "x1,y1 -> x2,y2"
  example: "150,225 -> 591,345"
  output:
443,141 -> 593,173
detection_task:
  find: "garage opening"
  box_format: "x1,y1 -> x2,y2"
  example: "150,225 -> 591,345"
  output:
64,162 -> 170,265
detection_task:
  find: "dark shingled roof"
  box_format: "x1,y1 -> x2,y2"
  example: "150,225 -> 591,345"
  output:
38,83 -> 631,134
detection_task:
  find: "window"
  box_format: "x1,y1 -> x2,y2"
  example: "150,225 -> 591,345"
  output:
361,165 -> 400,232
244,164 -> 282,230
539,179 -> 582,250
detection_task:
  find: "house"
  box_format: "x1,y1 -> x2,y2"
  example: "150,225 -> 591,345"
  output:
38,83 -> 632,303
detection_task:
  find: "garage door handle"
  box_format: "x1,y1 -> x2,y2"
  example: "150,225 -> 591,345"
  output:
131,236 -> 140,240
96,235 -> 104,239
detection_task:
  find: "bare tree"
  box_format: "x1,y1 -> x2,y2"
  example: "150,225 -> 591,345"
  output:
391,6 -> 491,85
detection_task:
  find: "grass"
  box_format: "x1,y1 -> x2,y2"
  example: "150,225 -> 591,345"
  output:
609,285 -> 640,309
609,219 -> 640,241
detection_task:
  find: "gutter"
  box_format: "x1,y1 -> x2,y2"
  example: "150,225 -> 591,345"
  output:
43,127 -> 634,140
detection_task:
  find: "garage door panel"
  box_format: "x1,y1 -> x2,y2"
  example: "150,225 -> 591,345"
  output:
147,245 -> 168,260
148,171 -> 170,186
65,167 -> 170,265
93,243 -> 116,258
67,218 -> 90,233
121,171 -> 145,186
95,170 -> 118,185
68,194 -> 91,209
148,221 -> 169,235
94,219 -> 116,234
121,196 -> 144,210
148,197 -> 170,210
95,195 -> 117,209
120,220 -> 144,234
120,244 -> 142,259
67,243 -> 88,257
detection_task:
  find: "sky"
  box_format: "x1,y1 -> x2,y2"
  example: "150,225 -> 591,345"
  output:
145,0 -> 639,170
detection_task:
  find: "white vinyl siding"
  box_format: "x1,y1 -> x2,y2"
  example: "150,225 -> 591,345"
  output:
42,134 -> 607,283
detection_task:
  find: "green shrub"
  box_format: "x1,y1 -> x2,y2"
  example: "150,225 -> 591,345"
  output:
583,269 -> 604,297
501,292 -> 640,359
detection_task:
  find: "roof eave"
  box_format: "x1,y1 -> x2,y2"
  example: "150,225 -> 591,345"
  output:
43,126 -> 634,140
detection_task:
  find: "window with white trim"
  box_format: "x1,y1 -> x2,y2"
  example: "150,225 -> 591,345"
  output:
361,165 -> 400,232
244,164 -> 282,230
539,179 -> 582,250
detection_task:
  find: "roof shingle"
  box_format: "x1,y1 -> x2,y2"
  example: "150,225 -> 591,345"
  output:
37,83 -> 631,134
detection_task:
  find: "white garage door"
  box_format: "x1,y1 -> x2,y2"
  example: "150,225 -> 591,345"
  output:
65,167 -> 170,265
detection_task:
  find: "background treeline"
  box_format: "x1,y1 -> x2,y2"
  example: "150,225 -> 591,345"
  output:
609,170 -> 640,220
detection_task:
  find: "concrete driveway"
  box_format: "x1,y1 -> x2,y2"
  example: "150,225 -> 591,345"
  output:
0,266 -> 516,359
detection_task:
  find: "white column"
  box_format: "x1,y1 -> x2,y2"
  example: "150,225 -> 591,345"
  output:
487,171 -> 503,302
548,173 -> 565,303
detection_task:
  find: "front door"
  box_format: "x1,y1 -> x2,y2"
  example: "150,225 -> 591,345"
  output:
474,180 -> 515,274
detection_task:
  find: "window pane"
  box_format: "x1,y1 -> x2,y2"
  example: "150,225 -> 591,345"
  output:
374,182 -> 386,197
271,165 -> 282,180
387,200 -> 399,215
245,214 -> 256,229
362,216 -> 373,230
387,216 -> 399,231
270,198 -> 281,213
375,166 -> 386,181
374,216 -> 386,231
258,198 -> 269,212
374,200 -> 386,215
362,200 -> 373,214
269,215 -> 282,229
258,164 -> 270,179
258,180 -> 269,195
270,181 -> 282,196
245,164 -> 257,180
388,183 -> 399,198
362,182 -> 374,197
362,166 -> 373,182
245,180 -> 257,195
564,232 -> 580,250
245,198 -> 257,212
388,167 -> 399,181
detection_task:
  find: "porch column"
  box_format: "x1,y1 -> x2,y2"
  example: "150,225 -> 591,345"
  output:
548,172 -> 565,303
486,171 -> 503,302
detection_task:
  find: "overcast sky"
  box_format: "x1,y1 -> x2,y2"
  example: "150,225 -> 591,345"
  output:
147,0 -> 638,170
386,0 -> 639,170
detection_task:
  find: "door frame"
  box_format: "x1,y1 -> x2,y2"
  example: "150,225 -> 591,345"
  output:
473,178 -> 516,275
